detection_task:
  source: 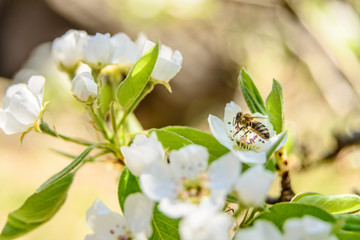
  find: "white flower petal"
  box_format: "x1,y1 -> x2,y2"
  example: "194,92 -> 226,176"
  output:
84,33 -> 112,67
140,161 -> 178,201
224,101 -> 242,124
121,133 -> 164,176
84,234 -> 98,240
6,88 -> 41,124
86,199 -> 128,237
2,83 -> 27,108
180,206 -> 233,240
52,29 -> 87,68
158,198 -> 198,219
232,150 -> 266,164
110,33 -> 137,65
208,114 -> 234,150
207,152 -> 241,194
234,220 -> 284,240
235,165 -> 274,206
138,40 -> 156,57
169,144 -> 208,179
27,75 -> 45,105
283,216 -> 337,240
124,193 -> 154,237
0,110 -> 31,134
151,56 -> 182,82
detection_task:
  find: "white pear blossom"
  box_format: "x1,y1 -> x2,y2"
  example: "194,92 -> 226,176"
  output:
71,72 -> 97,102
85,193 -> 154,240
84,33 -> 113,68
0,75 -> 45,135
140,145 -> 240,218
234,216 -> 338,240
208,101 -> 287,164
283,215 -> 338,240
180,202 -> 234,240
110,33 -> 138,67
137,34 -> 182,82
234,220 -> 284,240
234,165 -> 274,207
120,132 -> 165,176
52,29 -> 87,69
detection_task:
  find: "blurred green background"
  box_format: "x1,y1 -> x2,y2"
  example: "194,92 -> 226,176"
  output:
1,0 -> 360,239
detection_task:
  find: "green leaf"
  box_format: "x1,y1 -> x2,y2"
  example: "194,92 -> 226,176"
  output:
238,68 -> 266,115
116,42 -> 159,109
291,193 -> 360,214
118,168 -> 141,211
336,215 -> 360,232
0,145 -> 94,239
38,145 -> 95,191
0,174 -> 74,239
265,131 -> 287,159
150,206 -> 180,240
336,229 -> 360,240
152,126 -> 229,163
266,79 -> 284,134
255,202 -> 336,231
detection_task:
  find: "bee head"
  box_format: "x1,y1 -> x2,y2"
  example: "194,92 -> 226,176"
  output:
233,112 -> 242,125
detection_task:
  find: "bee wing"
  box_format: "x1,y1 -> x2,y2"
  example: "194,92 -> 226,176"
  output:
253,116 -> 268,119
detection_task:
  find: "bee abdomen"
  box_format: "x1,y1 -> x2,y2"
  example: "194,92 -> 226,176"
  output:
252,121 -> 270,139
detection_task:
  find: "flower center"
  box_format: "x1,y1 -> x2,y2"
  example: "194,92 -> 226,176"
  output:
226,122 -> 267,152
178,173 -> 210,204
108,223 -> 133,240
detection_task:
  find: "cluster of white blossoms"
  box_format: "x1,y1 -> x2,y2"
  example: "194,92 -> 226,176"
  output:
0,29 -> 340,240
85,131 -> 339,240
51,30 -> 182,103
119,133 -> 275,239
0,30 -> 182,136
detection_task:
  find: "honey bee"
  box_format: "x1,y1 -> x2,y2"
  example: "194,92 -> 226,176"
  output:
233,112 -> 270,140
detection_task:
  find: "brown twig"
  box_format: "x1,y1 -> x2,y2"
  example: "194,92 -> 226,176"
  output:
323,129 -> 360,160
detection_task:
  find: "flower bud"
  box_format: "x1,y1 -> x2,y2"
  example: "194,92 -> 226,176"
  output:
71,72 -> 97,102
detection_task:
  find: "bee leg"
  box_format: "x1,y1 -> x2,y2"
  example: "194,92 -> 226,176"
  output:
240,130 -> 250,139
233,126 -> 244,137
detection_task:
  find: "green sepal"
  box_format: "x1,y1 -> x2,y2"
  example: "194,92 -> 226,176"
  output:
238,68 -> 266,115
266,79 -> 284,134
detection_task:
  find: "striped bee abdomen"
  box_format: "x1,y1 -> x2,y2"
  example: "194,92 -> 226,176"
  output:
251,121 -> 270,140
